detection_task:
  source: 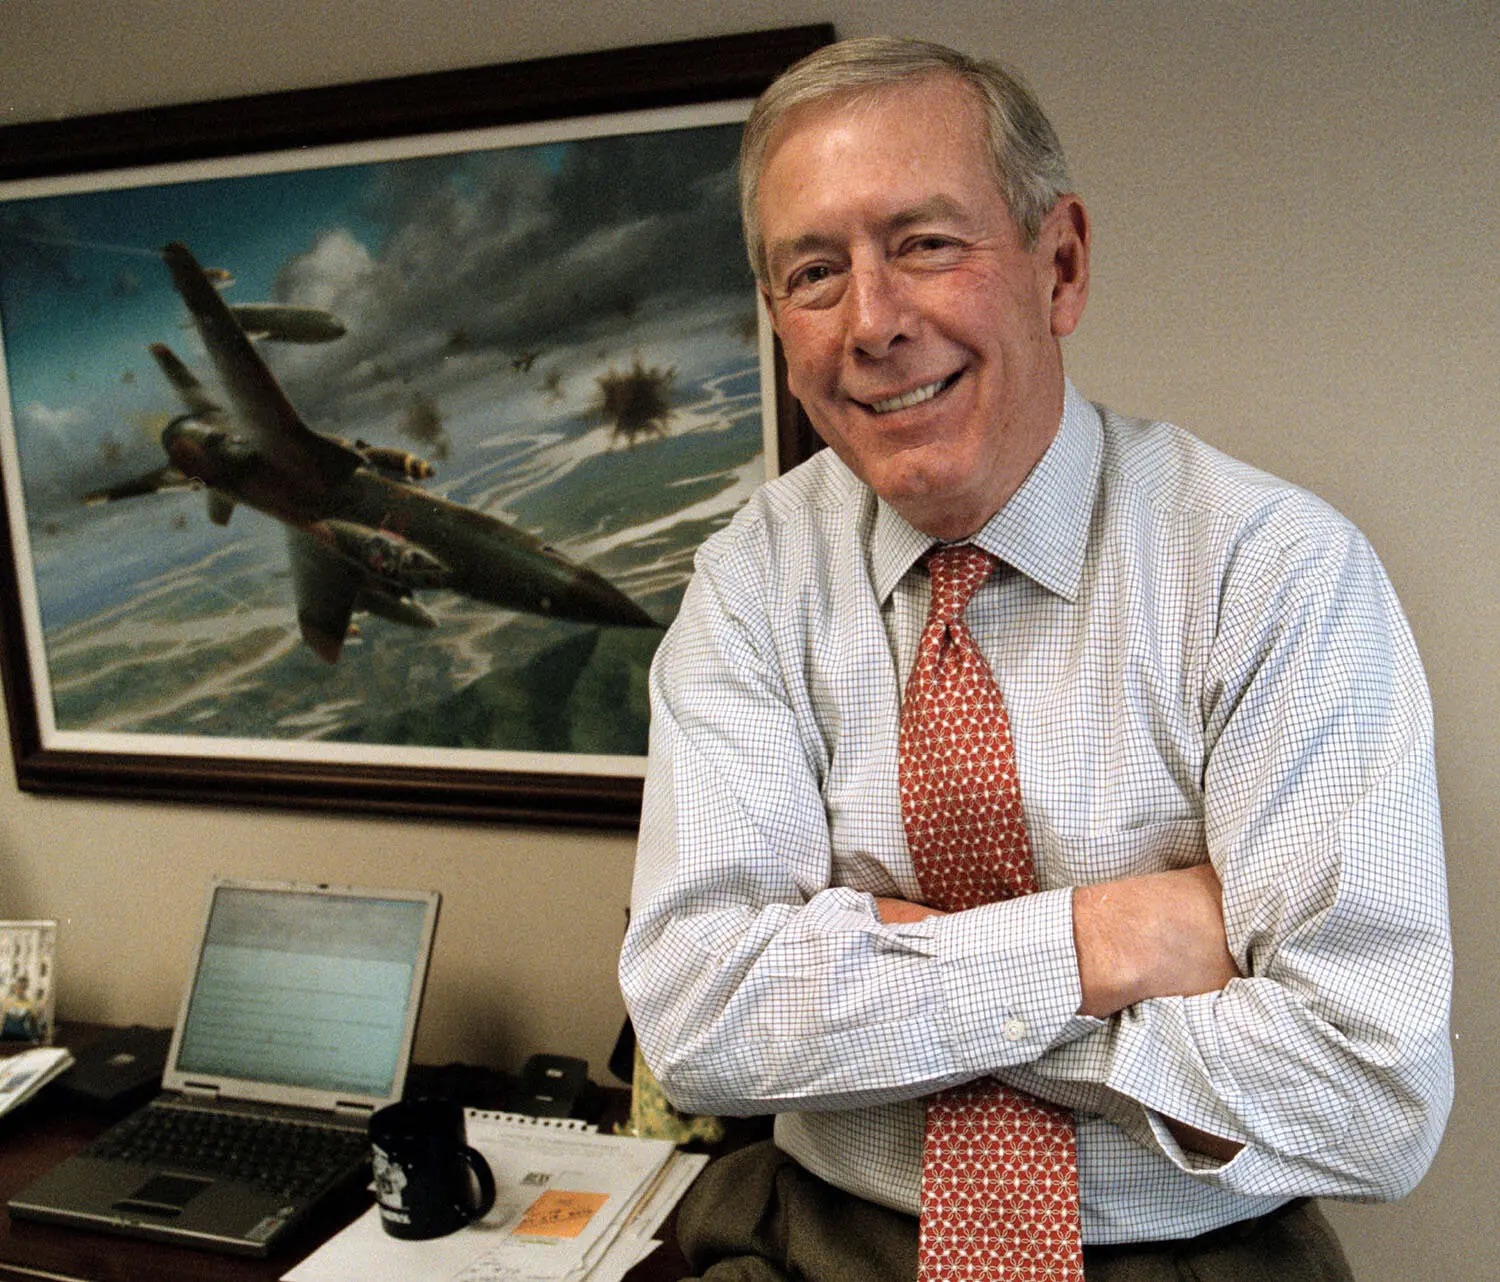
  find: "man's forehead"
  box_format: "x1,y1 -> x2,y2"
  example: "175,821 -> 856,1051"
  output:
756,74 -> 995,220
757,80 -> 1006,259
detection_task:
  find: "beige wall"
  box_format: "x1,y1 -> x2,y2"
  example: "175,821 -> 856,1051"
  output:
2,3 -> 1494,1279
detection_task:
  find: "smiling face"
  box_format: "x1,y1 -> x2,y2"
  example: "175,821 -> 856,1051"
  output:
757,73 -> 1089,538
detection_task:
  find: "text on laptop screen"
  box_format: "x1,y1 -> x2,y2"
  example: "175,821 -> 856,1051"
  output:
174,887 -> 428,1098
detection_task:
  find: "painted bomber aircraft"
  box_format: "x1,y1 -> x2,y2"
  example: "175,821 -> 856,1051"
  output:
86,241 -> 659,662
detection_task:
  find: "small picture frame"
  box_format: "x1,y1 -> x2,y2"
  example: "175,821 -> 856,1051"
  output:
0,921 -> 57,1044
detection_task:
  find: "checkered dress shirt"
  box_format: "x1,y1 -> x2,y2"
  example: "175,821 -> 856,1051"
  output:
620,380 -> 1452,1243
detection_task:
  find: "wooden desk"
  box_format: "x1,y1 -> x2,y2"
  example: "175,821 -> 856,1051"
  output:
0,1025 -> 755,1282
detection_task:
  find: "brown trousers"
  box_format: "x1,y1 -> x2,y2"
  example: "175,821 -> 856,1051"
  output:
678,1141 -> 1355,1281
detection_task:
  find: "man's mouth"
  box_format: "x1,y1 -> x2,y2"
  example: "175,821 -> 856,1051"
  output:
865,372 -> 961,415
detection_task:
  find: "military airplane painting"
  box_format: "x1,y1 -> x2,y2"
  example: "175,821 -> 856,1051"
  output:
85,241 -> 659,662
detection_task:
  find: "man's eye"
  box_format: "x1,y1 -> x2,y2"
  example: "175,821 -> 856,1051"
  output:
904,235 -> 960,256
789,264 -> 834,291
780,263 -> 844,305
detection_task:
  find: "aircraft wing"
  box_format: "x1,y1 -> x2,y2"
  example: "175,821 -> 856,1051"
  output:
82,465 -> 194,505
161,242 -> 362,489
286,527 -> 363,663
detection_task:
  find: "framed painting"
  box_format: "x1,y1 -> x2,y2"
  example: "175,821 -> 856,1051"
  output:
0,26 -> 830,827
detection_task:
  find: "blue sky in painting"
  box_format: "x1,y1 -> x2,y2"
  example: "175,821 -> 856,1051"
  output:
1,165 -> 376,420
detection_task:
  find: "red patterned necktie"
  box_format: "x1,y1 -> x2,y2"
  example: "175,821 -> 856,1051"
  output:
898,543 -> 1083,1282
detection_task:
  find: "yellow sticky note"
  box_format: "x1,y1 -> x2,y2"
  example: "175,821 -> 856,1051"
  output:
513,1189 -> 610,1239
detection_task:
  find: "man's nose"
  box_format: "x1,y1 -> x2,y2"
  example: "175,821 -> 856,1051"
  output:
845,260 -> 911,359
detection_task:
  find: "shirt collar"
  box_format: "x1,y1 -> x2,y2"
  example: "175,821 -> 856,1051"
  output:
870,378 -> 1102,604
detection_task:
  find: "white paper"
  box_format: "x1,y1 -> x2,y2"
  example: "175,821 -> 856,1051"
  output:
284,1110 -> 697,1282
0,1046 -> 73,1116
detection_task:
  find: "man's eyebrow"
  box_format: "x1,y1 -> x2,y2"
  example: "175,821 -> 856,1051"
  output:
765,231 -> 842,281
766,194 -> 983,276
887,195 -> 973,231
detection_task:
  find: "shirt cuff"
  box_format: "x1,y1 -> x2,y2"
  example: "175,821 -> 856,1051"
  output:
928,887 -> 1084,1072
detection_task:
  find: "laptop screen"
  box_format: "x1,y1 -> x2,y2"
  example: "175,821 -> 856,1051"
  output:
169,882 -> 438,1104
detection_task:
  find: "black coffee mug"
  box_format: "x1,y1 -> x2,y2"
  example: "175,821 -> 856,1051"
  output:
370,1098 -> 497,1239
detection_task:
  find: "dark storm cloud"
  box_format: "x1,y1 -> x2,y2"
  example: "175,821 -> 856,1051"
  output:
265,122 -> 751,424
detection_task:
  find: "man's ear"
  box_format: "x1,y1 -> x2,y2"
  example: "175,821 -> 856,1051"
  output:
1044,194 -> 1090,338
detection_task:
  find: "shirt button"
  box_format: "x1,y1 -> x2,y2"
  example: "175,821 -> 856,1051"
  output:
1003,1018 -> 1027,1042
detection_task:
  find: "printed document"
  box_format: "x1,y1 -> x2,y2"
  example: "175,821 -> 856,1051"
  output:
284,1110 -> 706,1282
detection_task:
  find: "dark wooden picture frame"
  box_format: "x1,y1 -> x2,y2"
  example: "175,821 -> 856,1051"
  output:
0,26 -> 829,827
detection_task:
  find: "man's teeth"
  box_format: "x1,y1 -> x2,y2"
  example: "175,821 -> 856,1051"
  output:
870,378 -> 948,414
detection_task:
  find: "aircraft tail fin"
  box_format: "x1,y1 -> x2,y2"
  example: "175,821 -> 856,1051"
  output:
298,613 -> 348,663
149,343 -> 223,418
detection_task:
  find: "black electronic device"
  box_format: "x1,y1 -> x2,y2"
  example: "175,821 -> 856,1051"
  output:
60,1026 -> 171,1115
506,1054 -> 591,1118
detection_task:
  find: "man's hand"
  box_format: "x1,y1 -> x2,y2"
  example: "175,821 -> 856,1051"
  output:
1072,864 -> 1246,1160
1072,863 -> 1240,1018
875,896 -> 948,923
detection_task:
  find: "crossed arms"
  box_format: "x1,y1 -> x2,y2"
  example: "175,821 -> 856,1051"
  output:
878,862 -> 1243,1159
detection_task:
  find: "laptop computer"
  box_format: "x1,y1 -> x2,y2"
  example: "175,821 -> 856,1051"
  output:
9,877 -> 440,1256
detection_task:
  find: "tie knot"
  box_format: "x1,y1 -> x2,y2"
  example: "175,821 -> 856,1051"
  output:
924,544 -> 995,627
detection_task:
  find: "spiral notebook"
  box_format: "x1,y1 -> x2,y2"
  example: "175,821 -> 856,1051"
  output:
9,878 -> 440,1257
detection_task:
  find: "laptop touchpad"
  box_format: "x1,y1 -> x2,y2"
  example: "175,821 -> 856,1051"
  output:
115,1173 -> 213,1217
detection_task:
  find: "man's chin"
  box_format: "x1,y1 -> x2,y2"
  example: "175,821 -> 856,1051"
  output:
895,503 -> 989,541
873,472 -> 989,540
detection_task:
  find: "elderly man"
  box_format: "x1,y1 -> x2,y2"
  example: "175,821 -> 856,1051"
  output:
620,36 -> 1451,1282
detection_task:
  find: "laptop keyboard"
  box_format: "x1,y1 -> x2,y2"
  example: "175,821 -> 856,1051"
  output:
86,1105 -> 369,1200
